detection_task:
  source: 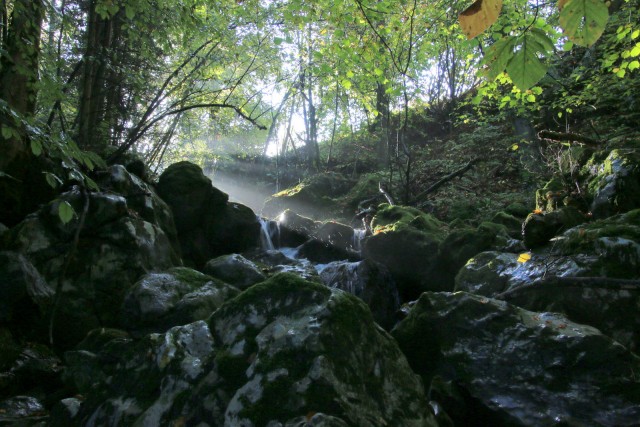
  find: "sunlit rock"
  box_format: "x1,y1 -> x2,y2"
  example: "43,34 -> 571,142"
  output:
392,291 -> 640,426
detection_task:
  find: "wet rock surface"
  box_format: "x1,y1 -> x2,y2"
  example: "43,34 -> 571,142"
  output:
58,274 -> 437,426
202,253 -> 266,291
319,259 -> 400,330
5,188 -> 180,349
122,267 -> 240,335
392,291 -> 640,427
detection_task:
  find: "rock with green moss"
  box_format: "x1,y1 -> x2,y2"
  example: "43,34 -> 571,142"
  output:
98,164 -> 181,257
522,206 -> 586,248
584,149 -> 640,219
276,209 -> 320,247
61,274 -> 437,426
202,254 -> 266,291
504,202 -> 531,218
318,259 -> 400,330
122,267 -> 240,334
262,172 -> 355,221
5,188 -> 180,349
364,205 -> 448,300
456,210 -> 640,350
435,222 -> 512,289
157,161 -> 260,268
392,291 -> 640,426
490,211 -> 522,237
534,176 -> 567,213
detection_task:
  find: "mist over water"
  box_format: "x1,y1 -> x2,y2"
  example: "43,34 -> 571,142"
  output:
207,170 -> 275,215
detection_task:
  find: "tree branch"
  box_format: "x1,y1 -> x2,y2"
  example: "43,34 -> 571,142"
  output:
537,130 -> 603,146
415,158 -> 479,200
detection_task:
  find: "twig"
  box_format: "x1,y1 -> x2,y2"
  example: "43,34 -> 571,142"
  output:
537,130 -> 602,146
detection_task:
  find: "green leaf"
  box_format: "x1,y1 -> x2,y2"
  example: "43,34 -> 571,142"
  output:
341,79 -> 352,89
58,201 -> 75,225
559,0 -> 609,47
1,126 -> 14,139
529,28 -> 555,52
30,139 -> 43,156
125,5 -> 135,20
483,36 -> 517,80
562,40 -> 574,51
505,38 -> 548,90
44,172 -> 63,189
628,60 -> 639,71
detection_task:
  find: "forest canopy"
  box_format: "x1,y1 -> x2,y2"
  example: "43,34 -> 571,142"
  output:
0,0 -> 638,224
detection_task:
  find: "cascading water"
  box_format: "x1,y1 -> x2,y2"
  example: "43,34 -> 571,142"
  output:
352,228 -> 367,253
258,216 -> 280,251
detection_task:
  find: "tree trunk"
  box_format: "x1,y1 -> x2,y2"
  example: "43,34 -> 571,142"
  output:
0,0 -> 44,225
77,0 -> 118,151
375,81 -> 390,167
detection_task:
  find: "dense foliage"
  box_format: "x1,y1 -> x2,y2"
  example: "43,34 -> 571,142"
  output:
0,0 -> 638,225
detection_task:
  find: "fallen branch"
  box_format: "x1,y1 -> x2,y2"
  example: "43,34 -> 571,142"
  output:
537,130 -> 602,146
415,158 -> 479,200
495,276 -> 640,300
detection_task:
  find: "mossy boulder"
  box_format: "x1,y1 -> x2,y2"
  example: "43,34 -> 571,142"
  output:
262,172 -> 355,220
157,161 -> 260,268
98,164 -> 180,256
202,254 -> 266,291
275,209 -> 320,247
490,211 -> 522,237
364,205 -> 448,300
522,206 -> 586,248
5,189 -> 180,349
435,222 -> 511,288
319,259 -> 400,330
315,221 -> 359,254
60,274 -> 437,426
534,176 -> 567,212
392,291 -> 640,426
584,149 -> 640,219
456,210 -> 640,350
121,267 -> 240,335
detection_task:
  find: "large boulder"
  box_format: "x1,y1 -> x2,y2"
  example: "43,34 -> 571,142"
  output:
456,209 -> 640,350
59,274 -> 437,426
522,206 -> 586,248
0,251 -> 53,341
121,267 -> 240,335
97,164 -> 180,256
584,148 -> 640,219
363,204 -> 448,300
392,291 -> 640,426
318,259 -> 400,330
5,189 -> 180,349
274,209 -> 320,247
202,254 -> 266,291
262,172 -> 355,220
157,161 -> 260,268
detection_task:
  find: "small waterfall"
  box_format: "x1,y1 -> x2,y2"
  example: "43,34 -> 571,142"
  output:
258,216 -> 280,250
352,228 -> 367,253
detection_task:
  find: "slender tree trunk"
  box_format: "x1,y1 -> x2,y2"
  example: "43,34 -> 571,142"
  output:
375,81 -> 390,167
0,0 -> 45,225
77,0 -> 118,151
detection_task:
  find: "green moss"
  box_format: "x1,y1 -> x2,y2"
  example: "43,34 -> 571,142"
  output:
371,204 -> 446,237
168,267 -> 214,288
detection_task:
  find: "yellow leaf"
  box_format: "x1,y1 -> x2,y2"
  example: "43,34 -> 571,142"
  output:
517,252 -> 532,263
458,0 -> 503,40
